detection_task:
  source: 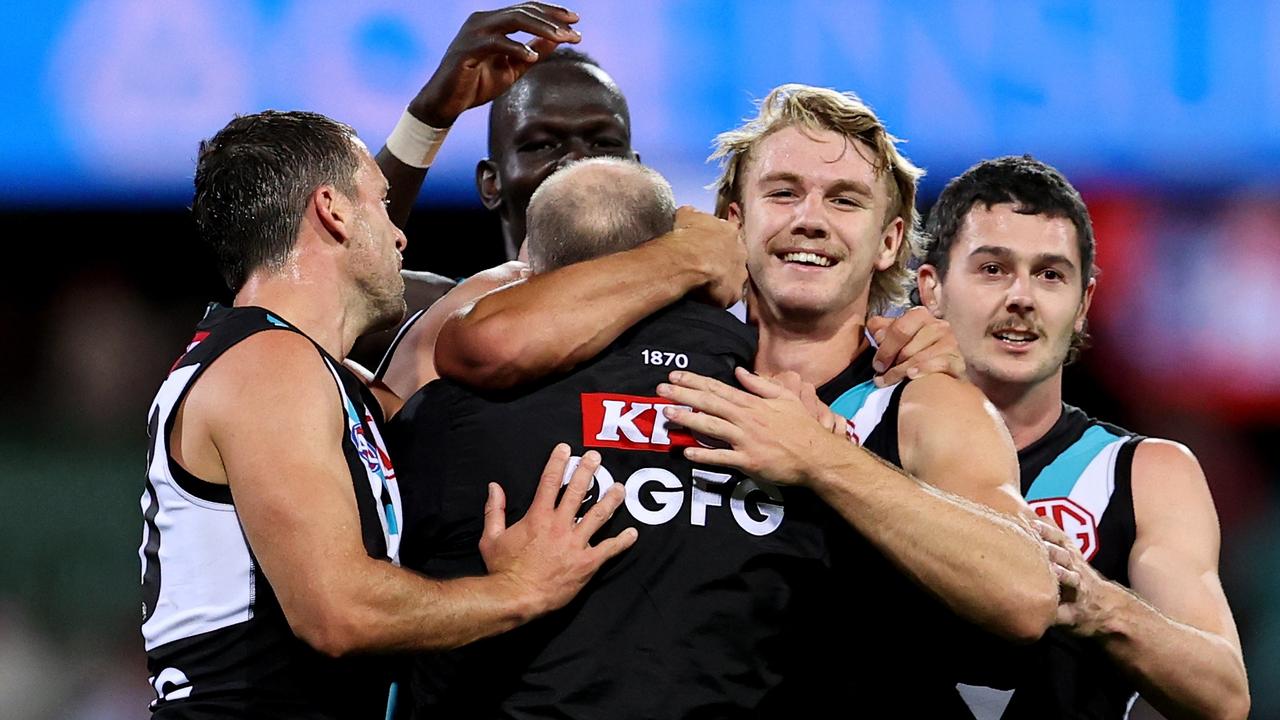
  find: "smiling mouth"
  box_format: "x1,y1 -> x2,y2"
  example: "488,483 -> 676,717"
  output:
778,251 -> 835,268
992,330 -> 1039,345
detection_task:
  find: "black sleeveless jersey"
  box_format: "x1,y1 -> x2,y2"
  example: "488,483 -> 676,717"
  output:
389,301 -> 891,719
139,304 -> 402,719
765,356 -> 980,717
956,404 -> 1144,720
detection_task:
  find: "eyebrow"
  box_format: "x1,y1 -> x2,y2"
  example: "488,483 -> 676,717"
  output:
758,172 -> 874,197
969,245 -> 1077,270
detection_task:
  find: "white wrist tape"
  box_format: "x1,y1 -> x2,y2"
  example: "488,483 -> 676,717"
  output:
385,109 -> 449,169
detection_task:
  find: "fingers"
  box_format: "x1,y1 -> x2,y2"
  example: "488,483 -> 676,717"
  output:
486,5 -> 581,43
734,366 -> 786,400
870,308 -> 929,374
482,482 -> 508,539
530,443 -> 572,513
657,378 -> 744,422
663,406 -> 743,448
682,445 -> 748,471
589,526 -> 639,564
557,451 -> 601,522
576,481 -> 626,538
1034,519 -> 1073,549
1045,542 -> 1075,570
1054,563 -> 1082,591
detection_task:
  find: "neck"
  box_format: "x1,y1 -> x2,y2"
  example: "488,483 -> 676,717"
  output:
234,261 -> 365,361
752,298 -> 870,388
501,217 -> 524,262
971,368 -> 1065,451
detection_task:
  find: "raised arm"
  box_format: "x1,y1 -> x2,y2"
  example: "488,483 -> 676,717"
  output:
188,330 -> 634,655
659,368 -> 1057,643
435,207 -> 747,389
376,4 -> 583,226
1039,440 -> 1249,720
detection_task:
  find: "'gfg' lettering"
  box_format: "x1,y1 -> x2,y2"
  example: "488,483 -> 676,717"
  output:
562,457 -> 784,536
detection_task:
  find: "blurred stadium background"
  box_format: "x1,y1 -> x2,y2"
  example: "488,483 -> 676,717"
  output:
1,1 -> 1276,717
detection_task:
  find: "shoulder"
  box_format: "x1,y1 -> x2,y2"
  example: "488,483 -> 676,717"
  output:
899,374 -> 999,429
1131,438 -> 1217,529
190,329 -> 340,428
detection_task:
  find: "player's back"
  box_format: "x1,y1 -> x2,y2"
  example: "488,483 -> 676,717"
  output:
387,300 -> 850,719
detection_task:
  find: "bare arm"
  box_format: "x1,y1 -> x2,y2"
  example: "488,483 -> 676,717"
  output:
378,3 -> 583,226
190,331 -> 634,656
1039,440 -> 1248,720
381,261 -> 528,400
659,368 -> 1056,643
435,208 -> 747,389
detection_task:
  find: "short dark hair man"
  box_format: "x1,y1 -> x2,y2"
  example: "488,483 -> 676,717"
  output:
915,155 -> 1249,719
139,110 -> 633,718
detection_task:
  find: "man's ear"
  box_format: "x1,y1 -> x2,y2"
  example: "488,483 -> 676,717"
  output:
1076,276 -> 1097,332
873,216 -> 905,272
313,185 -> 352,243
726,201 -> 742,225
916,264 -> 945,317
476,159 -> 502,211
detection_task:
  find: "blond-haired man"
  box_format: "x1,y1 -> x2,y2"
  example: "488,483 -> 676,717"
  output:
659,84 -> 1059,711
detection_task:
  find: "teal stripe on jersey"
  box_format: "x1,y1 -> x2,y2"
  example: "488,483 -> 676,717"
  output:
1026,425 -> 1123,500
829,380 -> 877,419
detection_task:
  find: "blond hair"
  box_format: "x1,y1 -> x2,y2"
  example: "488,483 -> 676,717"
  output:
709,84 -> 924,313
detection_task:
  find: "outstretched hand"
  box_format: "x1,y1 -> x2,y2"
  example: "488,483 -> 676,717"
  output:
480,443 -> 637,615
410,3 -> 582,128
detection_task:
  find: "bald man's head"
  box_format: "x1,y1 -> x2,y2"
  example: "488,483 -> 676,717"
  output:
525,157 -> 675,273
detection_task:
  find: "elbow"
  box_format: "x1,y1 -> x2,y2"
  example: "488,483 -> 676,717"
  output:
990,569 -> 1058,645
435,316 -> 528,390
287,602 -> 371,659
1222,692 -> 1251,720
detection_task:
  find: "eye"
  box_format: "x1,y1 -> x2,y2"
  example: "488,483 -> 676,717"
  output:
1039,268 -> 1064,282
766,188 -> 797,199
830,196 -> 861,209
979,263 -> 1004,276
593,137 -> 625,149
518,140 -> 555,153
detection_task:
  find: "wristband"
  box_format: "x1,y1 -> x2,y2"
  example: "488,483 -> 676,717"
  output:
385,109 -> 449,169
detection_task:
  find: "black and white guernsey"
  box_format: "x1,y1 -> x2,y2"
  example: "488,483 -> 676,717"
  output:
139,303 -> 402,719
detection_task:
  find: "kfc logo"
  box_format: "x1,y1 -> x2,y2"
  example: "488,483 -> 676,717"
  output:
1029,497 -> 1099,560
582,393 -> 700,451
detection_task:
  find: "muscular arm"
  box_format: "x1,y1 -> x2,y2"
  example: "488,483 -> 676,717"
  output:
380,261 -> 527,400
436,209 -> 746,389
1061,440 -> 1249,720
829,374 -> 1057,641
660,369 -> 1057,643
188,330 -> 631,655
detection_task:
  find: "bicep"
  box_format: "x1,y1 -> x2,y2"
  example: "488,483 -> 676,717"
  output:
1128,440 -> 1242,650
898,375 -> 1028,518
204,338 -> 371,615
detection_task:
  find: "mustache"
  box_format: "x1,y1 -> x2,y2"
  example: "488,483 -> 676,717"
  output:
987,317 -> 1044,336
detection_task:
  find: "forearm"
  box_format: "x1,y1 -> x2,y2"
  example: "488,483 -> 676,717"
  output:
809,442 -> 1055,641
437,236 -> 711,388
1094,583 -> 1249,720
305,559 -> 542,656
375,146 -> 430,229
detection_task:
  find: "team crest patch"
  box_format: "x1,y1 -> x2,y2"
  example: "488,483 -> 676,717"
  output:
1029,497 -> 1099,560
